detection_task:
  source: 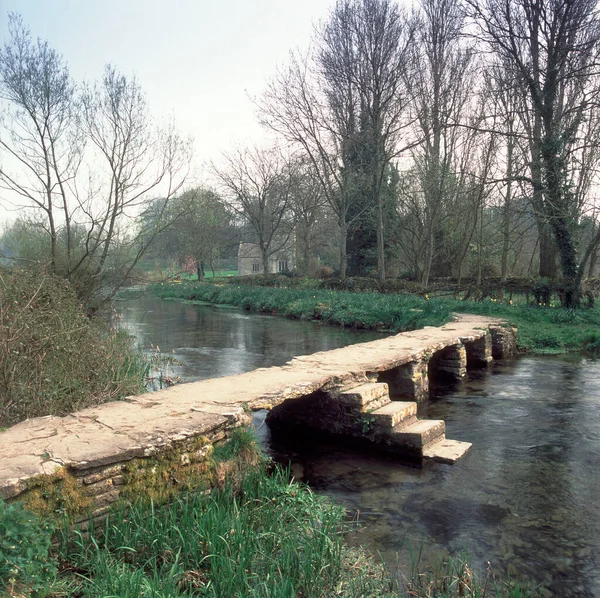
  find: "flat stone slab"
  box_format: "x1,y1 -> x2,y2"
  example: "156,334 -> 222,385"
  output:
0,314 -> 507,498
423,439 -> 473,464
370,402 -> 416,430
391,419 -> 446,448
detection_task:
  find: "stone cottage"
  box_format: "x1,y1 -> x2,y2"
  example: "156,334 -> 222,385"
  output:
237,242 -> 295,276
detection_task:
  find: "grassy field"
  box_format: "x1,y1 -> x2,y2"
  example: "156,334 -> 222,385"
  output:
148,281 -> 600,354
180,270 -> 238,280
2,429 -> 541,598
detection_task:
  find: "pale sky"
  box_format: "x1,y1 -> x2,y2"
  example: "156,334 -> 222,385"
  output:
0,0 -> 332,223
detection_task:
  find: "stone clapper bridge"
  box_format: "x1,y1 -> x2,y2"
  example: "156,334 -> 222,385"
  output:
0,314 -> 516,517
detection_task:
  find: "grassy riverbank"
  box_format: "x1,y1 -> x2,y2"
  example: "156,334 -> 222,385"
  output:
2,430 -> 540,598
147,281 -> 600,354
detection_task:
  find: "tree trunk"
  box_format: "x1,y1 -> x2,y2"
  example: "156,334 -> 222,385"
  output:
501,137 -> 514,282
589,247 -> 598,277
196,260 -> 205,280
421,229 -> 434,288
551,217 -> 580,307
376,187 -> 386,282
48,210 -> 57,274
339,218 -> 348,279
304,232 -> 312,275
538,223 -> 558,279
262,248 -> 270,278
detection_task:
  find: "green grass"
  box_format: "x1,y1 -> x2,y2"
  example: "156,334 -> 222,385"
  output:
179,270 -> 238,280
2,429 -> 542,598
49,428 -> 397,598
147,281 -> 600,355
55,467 -> 358,597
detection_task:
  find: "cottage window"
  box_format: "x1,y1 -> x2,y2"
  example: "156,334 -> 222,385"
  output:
252,262 -> 260,272
278,260 -> 288,272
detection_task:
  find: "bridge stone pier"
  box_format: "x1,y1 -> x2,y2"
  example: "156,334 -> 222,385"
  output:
267,317 -> 515,463
0,314 -> 516,520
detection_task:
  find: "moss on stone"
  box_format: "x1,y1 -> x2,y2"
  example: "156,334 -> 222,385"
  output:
120,435 -> 215,504
21,467 -> 92,520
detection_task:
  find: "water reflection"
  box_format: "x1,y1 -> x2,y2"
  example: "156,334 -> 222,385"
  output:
117,295 -> 384,382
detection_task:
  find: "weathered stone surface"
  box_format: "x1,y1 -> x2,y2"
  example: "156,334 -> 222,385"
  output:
93,488 -> 121,509
390,419 -> 446,449
423,439 -> 472,464
464,334 -> 493,368
430,344 -> 467,380
82,465 -> 124,485
369,402 -> 416,432
82,478 -> 114,497
336,382 -> 390,411
490,325 -> 518,359
377,359 -> 429,401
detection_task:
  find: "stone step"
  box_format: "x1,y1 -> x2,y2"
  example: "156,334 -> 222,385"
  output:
369,401 -> 417,432
337,382 -> 390,412
423,439 -> 472,464
390,419 -> 445,449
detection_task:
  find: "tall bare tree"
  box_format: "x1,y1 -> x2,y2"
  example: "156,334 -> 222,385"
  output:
261,0 -> 413,279
288,159 -> 330,274
0,14 -> 82,273
407,0 -> 475,285
261,52 -> 358,278
466,0 -> 600,306
360,0 -> 415,279
78,65 -> 191,307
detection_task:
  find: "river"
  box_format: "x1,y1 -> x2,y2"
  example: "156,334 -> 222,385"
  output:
118,294 -> 600,597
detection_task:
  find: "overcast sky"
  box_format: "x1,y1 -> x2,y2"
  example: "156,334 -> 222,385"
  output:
0,0 -> 332,222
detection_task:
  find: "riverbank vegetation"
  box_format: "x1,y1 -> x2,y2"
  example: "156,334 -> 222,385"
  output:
148,281 -> 600,355
1,430 -> 540,598
0,268 -> 146,427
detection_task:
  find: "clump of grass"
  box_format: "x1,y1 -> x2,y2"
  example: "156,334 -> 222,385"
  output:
0,267 -> 147,426
403,547 -> 542,597
147,281 -> 600,355
49,466 -> 541,597
54,466 -> 366,597
581,332 -> 600,355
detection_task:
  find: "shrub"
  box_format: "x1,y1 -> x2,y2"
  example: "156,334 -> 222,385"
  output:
315,265 -> 334,279
0,499 -> 56,597
581,332 -> 600,355
0,267 -> 146,426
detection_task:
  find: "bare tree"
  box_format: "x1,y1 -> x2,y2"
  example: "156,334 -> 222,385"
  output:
407,0 -> 476,285
213,146 -> 294,277
261,0 -> 414,280
351,0 -> 415,280
78,65 -> 191,307
0,15 -> 192,312
0,14 -> 83,273
465,0 -> 600,306
261,50 -> 359,278
288,159 -> 330,274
